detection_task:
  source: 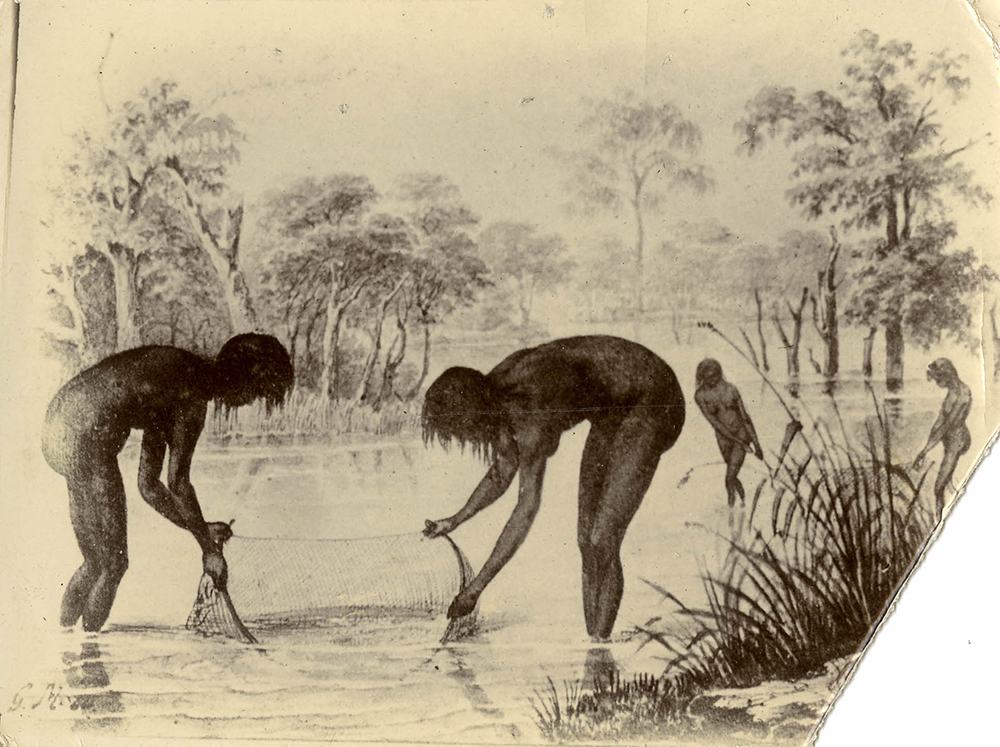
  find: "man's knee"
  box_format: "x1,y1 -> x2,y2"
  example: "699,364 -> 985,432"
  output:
580,529 -> 620,570
99,548 -> 129,582
70,559 -> 101,585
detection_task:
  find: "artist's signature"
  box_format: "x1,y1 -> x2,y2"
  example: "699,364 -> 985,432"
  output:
8,683 -> 78,713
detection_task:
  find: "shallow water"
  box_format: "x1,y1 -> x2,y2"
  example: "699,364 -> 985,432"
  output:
2,373 -> 988,745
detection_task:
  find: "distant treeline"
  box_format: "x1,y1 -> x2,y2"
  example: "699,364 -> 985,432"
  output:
44,31 -> 996,401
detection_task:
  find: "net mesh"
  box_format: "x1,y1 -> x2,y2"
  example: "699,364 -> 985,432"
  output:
186,532 -> 478,645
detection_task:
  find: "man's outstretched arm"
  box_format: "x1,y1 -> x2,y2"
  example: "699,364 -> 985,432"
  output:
446,454 -> 546,618
424,448 -> 519,537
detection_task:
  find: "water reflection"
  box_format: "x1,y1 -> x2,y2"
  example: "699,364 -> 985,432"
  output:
445,648 -> 521,738
821,377 -> 839,397
582,647 -> 619,691
62,640 -> 124,730
884,396 -> 904,429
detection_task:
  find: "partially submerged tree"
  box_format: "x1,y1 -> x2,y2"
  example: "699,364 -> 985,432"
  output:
738,30 -> 992,390
845,221 -> 993,376
772,287 -> 810,396
557,91 -> 712,314
809,228 -> 842,384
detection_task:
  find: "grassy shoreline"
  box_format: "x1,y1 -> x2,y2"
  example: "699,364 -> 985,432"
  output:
532,394 -> 937,743
205,389 -> 422,446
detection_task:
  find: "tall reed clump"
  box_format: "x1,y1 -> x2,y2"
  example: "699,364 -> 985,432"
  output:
207,388 -> 422,444
635,384 -> 936,691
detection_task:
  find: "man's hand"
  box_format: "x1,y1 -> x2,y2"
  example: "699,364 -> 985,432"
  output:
447,588 -> 479,618
423,517 -> 457,538
913,450 -> 927,470
207,521 -> 234,551
203,550 -> 228,591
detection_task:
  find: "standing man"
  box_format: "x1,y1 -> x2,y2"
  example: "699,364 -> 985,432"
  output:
914,357 -> 972,517
694,358 -> 763,508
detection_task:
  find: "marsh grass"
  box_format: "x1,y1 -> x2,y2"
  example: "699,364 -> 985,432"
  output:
530,673 -> 700,742
627,320 -> 938,688
532,324 -> 939,741
635,406 -> 934,689
533,403 -> 935,742
208,388 -> 422,444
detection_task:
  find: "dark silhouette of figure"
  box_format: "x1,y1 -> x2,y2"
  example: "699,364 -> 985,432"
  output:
694,359 -> 763,508
421,336 -> 685,641
914,358 -> 972,517
42,334 -> 293,632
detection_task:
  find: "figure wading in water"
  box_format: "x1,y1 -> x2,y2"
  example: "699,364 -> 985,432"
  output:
694,359 -> 763,508
43,334 -> 294,632
913,358 -> 972,517
421,336 -> 685,641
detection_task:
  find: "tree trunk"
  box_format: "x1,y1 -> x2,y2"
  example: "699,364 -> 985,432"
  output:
819,271 -> 839,380
45,263 -> 94,367
632,194 -> 645,315
740,328 -> 761,369
319,263 -> 363,403
376,313 -> 408,410
754,287 -> 769,372
991,302 -> 1000,381
195,208 -> 257,334
862,326 -> 877,380
885,312 -> 905,392
218,262 -> 258,334
810,228 -> 841,385
166,168 -> 258,333
406,320 -> 432,400
824,292 -> 839,378
105,242 -> 141,351
772,287 -> 808,397
670,308 -> 682,345
784,345 -> 800,379
319,301 -> 344,403
517,275 -> 535,329
354,278 -> 407,404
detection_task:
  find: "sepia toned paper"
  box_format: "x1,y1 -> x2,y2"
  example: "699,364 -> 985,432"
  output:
2,1 -> 999,745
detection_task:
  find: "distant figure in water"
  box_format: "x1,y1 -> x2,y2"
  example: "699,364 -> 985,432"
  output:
42,334 -> 294,632
914,358 -> 972,517
694,359 -> 763,508
421,336 -> 685,641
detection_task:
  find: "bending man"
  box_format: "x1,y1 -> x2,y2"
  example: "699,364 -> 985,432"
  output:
421,336 -> 685,641
43,334 -> 294,632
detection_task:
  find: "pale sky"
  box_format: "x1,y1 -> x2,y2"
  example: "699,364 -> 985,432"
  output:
9,0 -> 1000,242
4,0 -> 1000,351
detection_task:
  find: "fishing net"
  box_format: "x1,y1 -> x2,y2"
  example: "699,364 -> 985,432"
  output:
186,532 -> 478,645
